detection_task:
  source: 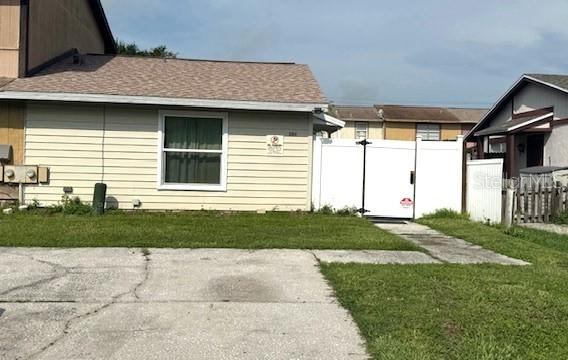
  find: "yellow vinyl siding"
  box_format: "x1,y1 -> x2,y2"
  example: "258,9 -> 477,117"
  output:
0,101 -> 25,164
385,122 -> 416,141
24,103 -> 312,211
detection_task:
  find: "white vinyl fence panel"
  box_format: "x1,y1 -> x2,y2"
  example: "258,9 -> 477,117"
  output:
312,136 -> 464,218
466,159 -> 504,224
312,138 -> 363,211
414,137 -> 464,218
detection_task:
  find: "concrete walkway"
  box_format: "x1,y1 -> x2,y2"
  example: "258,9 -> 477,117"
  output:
311,250 -> 440,264
520,222 -> 568,235
375,222 -> 530,265
0,248 -> 368,360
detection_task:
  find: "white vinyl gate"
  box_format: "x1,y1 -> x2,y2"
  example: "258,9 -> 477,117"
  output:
312,137 -> 464,219
466,159 -> 504,224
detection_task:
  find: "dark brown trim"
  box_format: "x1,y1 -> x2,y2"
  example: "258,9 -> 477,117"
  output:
512,106 -> 554,120
26,48 -> 78,77
553,118 -> 568,127
88,0 -> 117,54
19,0 -> 30,77
521,127 -> 552,134
489,137 -> 506,144
505,135 -> 516,179
476,138 -> 485,159
510,116 -> 553,134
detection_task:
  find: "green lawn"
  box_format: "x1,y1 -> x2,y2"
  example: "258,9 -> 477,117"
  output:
322,217 -> 568,359
0,211 -> 418,250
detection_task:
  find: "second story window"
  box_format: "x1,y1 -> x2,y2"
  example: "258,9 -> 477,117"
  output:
355,122 -> 368,139
416,123 -> 441,141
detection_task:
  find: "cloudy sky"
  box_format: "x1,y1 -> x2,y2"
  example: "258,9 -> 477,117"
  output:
101,0 -> 568,108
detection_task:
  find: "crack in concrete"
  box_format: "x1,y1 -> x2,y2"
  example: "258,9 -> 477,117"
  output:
134,251 -> 151,300
23,249 -> 152,360
0,255 -> 69,297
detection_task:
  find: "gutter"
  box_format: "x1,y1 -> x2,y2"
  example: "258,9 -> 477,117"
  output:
0,91 -> 329,113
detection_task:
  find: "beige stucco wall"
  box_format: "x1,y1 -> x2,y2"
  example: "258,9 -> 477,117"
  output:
28,0 -> 106,70
24,103 -> 313,211
441,124 -> 461,141
0,0 -> 21,77
385,122 -> 416,141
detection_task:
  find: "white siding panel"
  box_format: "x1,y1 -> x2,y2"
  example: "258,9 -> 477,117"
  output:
24,103 -> 312,211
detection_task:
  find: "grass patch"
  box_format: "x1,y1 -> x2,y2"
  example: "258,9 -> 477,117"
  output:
0,211 -> 417,250
322,217 -> 568,359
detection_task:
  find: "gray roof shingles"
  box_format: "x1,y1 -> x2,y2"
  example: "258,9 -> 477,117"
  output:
527,74 -> 568,91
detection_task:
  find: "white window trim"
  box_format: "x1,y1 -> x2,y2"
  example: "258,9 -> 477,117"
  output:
157,110 -> 229,191
355,122 -> 369,139
416,123 -> 441,141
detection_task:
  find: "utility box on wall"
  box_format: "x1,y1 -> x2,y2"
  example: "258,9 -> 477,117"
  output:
0,145 -> 12,164
1,165 -> 49,184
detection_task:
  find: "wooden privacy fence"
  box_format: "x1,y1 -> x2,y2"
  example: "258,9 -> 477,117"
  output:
512,182 -> 568,224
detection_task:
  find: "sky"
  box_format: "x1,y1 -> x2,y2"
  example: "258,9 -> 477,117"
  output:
101,0 -> 568,108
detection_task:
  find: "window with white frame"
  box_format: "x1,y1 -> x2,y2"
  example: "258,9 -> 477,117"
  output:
355,122 -> 368,139
158,111 -> 228,191
416,123 -> 441,141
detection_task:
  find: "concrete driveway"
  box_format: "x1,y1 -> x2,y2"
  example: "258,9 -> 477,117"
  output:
0,248 -> 367,360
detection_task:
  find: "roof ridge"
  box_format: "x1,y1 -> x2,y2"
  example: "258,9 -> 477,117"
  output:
84,53 -> 299,66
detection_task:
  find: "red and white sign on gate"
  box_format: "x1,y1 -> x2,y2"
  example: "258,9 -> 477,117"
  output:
400,198 -> 414,208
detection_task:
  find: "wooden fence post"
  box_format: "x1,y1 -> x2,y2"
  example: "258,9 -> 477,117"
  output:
503,179 -> 515,229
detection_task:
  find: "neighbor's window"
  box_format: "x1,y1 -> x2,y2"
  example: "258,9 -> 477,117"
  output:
159,112 -> 227,191
355,122 -> 368,139
416,123 -> 441,141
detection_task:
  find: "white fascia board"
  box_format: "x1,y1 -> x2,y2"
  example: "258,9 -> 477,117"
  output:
0,91 -> 329,113
524,75 -> 568,96
313,112 -> 346,128
507,112 -> 553,132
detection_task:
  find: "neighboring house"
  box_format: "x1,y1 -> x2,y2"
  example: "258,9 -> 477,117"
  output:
332,105 -> 486,141
468,74 -> 568,178
0,0 -> 340,211
331,106 -> 384,139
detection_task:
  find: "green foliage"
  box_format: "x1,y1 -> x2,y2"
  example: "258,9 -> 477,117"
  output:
315,205 -> 359,217
420,208 -> 470,220
552,210 -> 568,225
0,211 -> 417,250
116,39 -> 177,58
49,196 -> 93,215
324,218 -> 568,359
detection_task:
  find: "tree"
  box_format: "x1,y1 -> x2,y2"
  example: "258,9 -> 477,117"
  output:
116,40 -> 177,58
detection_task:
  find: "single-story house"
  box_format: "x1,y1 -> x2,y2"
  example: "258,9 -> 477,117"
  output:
331,104 -> 487,141
468,74 -> 568,178
0,0 -> 343,211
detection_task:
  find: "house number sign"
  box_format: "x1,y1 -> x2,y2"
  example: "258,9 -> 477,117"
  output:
267,135 -> 285,156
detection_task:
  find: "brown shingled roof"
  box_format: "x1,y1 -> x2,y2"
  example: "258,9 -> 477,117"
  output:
0,78 -> 14,89
1,54 -> 327,104
375,104 -> 486,124
333,106 -> 381,122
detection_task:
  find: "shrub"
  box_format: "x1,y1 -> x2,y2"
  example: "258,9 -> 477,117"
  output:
420,208 -> 470,220
315,205 -> 359,217
552,210 -> 568,225
51,195 -> 93,215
